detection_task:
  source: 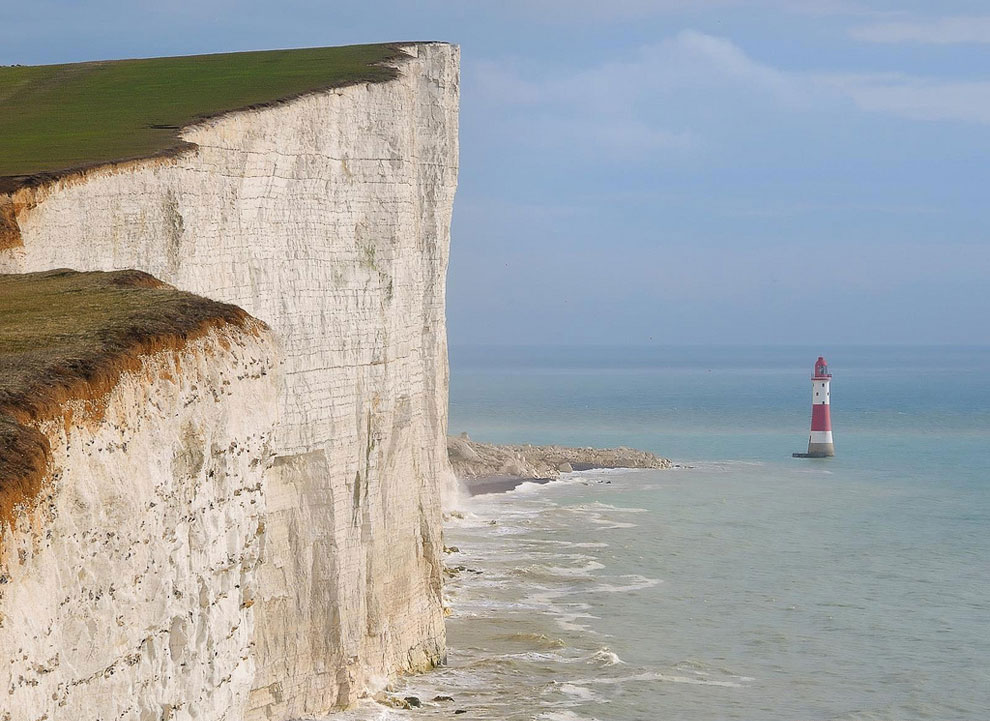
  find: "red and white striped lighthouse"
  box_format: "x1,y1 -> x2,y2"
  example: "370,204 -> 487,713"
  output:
794,356 -> 834,458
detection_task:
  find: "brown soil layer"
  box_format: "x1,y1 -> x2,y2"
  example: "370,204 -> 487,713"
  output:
0,268 -> 259,540
0,197 -> 21,250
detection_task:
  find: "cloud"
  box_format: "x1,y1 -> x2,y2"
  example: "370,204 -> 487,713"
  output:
660,32 -> 990,124
824,74 -> 990,124
850,16 -> 990,44
473,61 -> 544,105
474,30 -> 807,135
553,117 -> 698,153
479,31 -> 810,105
477,30 -> 834,117
490,0 -> 883,22
657,30 -> 794,95
472,40 -> 717,161
692,32 -> 986,121
471,27 -> 990,175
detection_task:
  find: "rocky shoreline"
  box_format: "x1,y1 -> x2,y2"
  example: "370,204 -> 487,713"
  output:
447,433 -> 671,494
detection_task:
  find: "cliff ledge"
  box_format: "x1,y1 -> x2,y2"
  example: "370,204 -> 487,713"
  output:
448,434 -> 671,487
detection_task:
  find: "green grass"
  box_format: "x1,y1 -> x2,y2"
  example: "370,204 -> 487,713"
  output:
0,269 -> 248,412
0,43 -> 404,182
0,269 -> 252,520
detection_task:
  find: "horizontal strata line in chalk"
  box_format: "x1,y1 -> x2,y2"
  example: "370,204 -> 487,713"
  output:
187,144 -> 457,166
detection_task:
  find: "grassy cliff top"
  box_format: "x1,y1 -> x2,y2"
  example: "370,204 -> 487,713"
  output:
0,269 -> 254,529
0,43 -> 406,187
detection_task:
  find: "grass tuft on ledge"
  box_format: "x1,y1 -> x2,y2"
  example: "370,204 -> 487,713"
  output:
0,269 -> 254,535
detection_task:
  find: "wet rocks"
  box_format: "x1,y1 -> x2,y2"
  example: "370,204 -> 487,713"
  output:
448,435 -> 671,482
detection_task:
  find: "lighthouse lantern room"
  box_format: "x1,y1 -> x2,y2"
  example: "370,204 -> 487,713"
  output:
793,355 -> 835,458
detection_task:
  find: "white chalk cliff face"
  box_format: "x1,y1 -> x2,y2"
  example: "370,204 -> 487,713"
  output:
0,325 -> 278,721
0,43 -> 459,718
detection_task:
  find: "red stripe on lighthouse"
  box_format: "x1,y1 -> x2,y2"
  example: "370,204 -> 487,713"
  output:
811,403 -> 831,431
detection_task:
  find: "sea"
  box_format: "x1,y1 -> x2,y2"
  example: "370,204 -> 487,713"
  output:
342,346 -> 990,721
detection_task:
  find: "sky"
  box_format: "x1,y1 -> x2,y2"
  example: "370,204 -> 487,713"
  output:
2,1 -> 988,345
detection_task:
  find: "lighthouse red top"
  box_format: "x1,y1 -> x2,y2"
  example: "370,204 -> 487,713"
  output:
813,356 -> 831,380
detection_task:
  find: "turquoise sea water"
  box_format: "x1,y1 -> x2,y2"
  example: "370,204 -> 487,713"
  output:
347,346 -> 990,720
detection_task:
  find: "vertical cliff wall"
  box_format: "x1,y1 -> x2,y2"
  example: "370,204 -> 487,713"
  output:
0,42 -> 459,717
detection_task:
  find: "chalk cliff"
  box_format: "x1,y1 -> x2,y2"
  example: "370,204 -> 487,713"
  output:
0,42 -> 458,720
0,270 -> 278,720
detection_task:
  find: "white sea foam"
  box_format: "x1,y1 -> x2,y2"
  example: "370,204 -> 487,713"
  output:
589,519 -> 638,529
672,660 -> 755,682
653,673 -> 747,688
537,560 -> 606,578
489,523 -> 534,537
527,588 -> 590,609
589,647 -> 625,666
581,671 -> 749,688
546,508 -> 639,530
321,699 -> 411,720
563,501 -> 649,513
568,466 -> 646,477
506,480 -> 558,496
556,613 -> 599,633
684,460 -> 766,473
454,597 -> 542,614
539,711 -> 597,721
559,683 -> 602,702
501,650 -> 564,664
591,574 -> 662,593
520,588 -> 602,633
524,539 -> 611,549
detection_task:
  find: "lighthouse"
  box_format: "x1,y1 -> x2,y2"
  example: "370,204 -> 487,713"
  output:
793,356 -> 834,458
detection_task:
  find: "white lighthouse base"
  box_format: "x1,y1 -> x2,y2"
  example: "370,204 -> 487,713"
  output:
794,431 -> 834,458
793,444 -> 835,458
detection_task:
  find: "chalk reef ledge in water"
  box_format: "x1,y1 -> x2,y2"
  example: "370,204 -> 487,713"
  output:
448,434 -> 671,490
